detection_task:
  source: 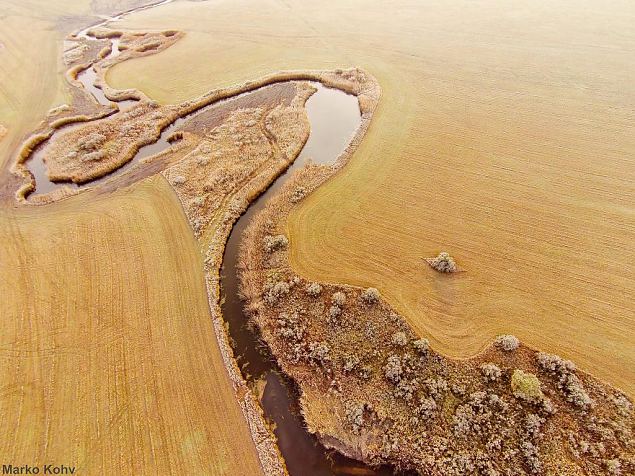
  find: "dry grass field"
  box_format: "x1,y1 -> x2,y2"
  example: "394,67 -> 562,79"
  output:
109,0 -> 635,396
0,178 -> 263,474
0,1 -> 268,473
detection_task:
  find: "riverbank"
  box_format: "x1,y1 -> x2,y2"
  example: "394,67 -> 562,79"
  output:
236,79 -> 634,474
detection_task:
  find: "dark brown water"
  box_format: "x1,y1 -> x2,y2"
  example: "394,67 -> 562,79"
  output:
220,85 -> 404,475
221,83 -> 359,380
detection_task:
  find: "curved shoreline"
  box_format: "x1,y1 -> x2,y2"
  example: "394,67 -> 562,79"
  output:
236,78 -> 634,475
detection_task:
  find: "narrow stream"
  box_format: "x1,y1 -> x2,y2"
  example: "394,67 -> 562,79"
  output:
26,1 -> 173,197
220,86 -> 399,475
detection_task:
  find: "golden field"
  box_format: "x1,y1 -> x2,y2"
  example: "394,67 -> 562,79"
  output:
0,1 -> 266,473
109,0 -> 635,396
0,178 -> 263,474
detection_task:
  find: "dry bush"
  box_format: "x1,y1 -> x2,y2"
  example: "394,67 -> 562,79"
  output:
171,175 -> 186,185
263,281 -> 290,306
391,331 -> 408,347
425,251 -> 458,273
412,338 -> 429,355
481,363 -> 502,382
331,291 -> 346,307
305,282 -> 322,297
384,354 -> 403,384
495,334 -> 520,351
308,341 -> 331,365
263,234 -> 289,253
360,287 -> 380,304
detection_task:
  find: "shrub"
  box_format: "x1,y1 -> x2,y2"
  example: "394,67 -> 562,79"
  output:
360,287 -> 380,304
305,282 -> 322,297
511,370 -> 544,404
308,341 -> 331,365
426,378 -> 448,400
384,354 -> 403,383
358,365 -> 372,380
290,186 -> 307,203
612,392 -> 633,417
171,175 -> 186,185
412,338 -> 429,355
481,363 -> 502,382
391,331 -> 408,347
524,413 -> 545,439
394,379 -> 418,401
562,373 -> 593,410
604,459 -> 622,475
276,312 -> 305,341
342,353 -> 360,372
452,392 -> 494,437
425,251 -> 457,273
81,150 -> 106,162
263,281 -> 290,305
345,401 -> 366,434
263,234 -> 288,253
495,334 -> 519,352
191,196 -> 205,208
196,156 -> 210,166
328,305 -> 342,322
79,131 -> 107,151
520,440 -> 542,474
451,383 -> 466,396
331,291 -> 346,307
416,397 -> 437,420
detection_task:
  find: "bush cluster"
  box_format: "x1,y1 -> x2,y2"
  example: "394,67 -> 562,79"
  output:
328,292 -> 347,323
495,334 -> 519,352
426,251 -> 457,273
263,281 -> 290,305
360,287 -> 380,304
263,234 -> 288,253
276,312 -> 305,341
537,352 -> 593,410
308,341 -> 331,365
